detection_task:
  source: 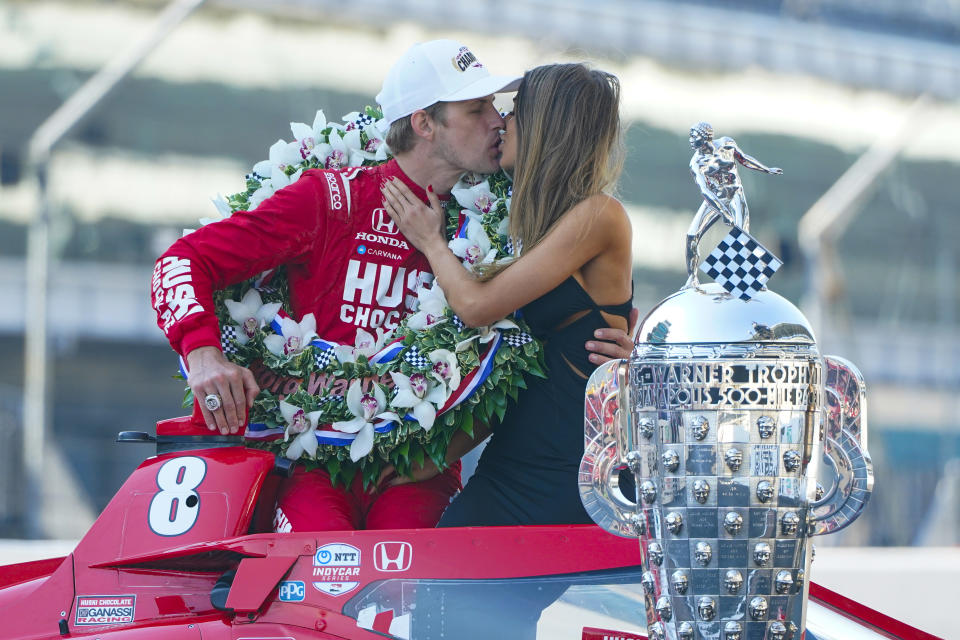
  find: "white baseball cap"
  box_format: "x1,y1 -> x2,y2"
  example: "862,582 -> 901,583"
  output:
376,40 -> 521,125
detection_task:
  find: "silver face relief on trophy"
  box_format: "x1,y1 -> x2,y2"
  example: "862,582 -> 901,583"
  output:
638,417 -> 655,440
723,511 -> 744,535
697,596 -> 717,621
662,449 -> 680,472
754,541 -> 772,566
655,595 -> 673,622
693,479 -> 711,503
691,415 -> 710,440
724,447 -> 743,471
781,511 -> 800,535
723,569 -> 743,594
783,449 -> 802,472
724,621 -> 743,640
756,479 -> 775,503
677,622 -> 695,640
630,513 -> 646,535
641,571 -> 656,594
769,621 -> 788,640
776,570 -> 795,594
757,415 -> 775,439
749,596 -> 769,621
648,542 -> 664,566
647,622 -> 664,640
666,511 -> 683,534
694,541 -> 713,566
672,570 -> 689,594
640,481 -> 658,504
625,449 -> 642,472
815,481 -> 825,501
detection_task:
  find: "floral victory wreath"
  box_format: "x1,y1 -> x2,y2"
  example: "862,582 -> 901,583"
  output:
181,107 -> 544,487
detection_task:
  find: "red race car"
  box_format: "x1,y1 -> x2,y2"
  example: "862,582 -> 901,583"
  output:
0,417 -> 936,640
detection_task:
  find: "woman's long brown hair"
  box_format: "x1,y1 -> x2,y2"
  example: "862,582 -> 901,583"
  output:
508,63 -> 624,255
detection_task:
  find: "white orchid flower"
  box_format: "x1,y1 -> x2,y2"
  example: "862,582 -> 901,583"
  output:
390,371 -> 447,431
453,179 -> 498,214
449,214 -> 497,270
341,128 -> 368,166
223,289 -> 281,345
332,381 -> 401,462
200,194 -> 232,226
429,349 -> 461,398
290,110 -> 333,160
279,400 -> 321,460
337,114 -> 388,162
455,317 -> 520,352
311,130 -> 351,170
264,313 -> 318,357
333,327 -> 389,364
247,181 -> 276,210
252,139 -> 302,180
407,284 -> 449,331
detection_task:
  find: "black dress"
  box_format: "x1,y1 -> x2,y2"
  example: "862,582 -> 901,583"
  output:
416,278 -> 632,640
439,276 -> 633,527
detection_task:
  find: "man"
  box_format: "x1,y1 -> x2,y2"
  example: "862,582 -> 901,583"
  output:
152,39 -> 634,532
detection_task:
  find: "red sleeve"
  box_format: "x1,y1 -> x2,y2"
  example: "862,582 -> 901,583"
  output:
151,171 -> 331,357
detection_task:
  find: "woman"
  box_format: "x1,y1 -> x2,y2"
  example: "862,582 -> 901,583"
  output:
382,62 -> 633,529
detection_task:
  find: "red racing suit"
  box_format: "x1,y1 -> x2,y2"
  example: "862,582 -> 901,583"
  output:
152,159 -> 461,531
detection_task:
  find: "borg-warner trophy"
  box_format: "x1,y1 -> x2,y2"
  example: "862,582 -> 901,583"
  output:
579,123 -> 873,640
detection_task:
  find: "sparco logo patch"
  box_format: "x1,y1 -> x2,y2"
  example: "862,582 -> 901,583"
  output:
324,172 -> 343,210
74,595 -> 136,626
371,207 -> 398,235
452,46 -> 480,71
374,541 -> 412,572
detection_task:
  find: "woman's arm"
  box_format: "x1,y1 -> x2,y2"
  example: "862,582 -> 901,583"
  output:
382,179 -> 629,327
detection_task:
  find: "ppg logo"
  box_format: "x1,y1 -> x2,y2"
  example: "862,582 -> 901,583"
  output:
374,541 -> 412,572
278,580 -> 305,602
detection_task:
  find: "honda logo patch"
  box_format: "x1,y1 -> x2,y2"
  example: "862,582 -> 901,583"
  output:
371,208 -> 398,235
374,541 -> 412,572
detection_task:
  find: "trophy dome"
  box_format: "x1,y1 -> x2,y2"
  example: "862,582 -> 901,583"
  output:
636,283 -> 816,345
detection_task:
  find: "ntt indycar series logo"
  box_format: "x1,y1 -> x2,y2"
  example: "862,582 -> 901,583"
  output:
74,595 -> 136,625
313,543 -> 361,597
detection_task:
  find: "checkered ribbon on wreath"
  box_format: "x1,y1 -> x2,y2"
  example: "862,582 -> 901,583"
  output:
700,227 -> 783,301
314,346 -> 336,370
403,345 -> 431,369
220,325 -> 239,354
354,113 -> 375,126
451,315 -> 465,331
503,331 -> 534,348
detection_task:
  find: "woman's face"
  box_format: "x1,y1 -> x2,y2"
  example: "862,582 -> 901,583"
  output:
498,105 -> 518,173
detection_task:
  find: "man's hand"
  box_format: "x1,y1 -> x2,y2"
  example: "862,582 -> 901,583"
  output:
186,346 -> 259,434
586,307 -> 639,365
376,460 -> 441,490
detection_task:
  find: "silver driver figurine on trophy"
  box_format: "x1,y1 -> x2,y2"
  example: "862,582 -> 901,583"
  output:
579,123 -> 873,640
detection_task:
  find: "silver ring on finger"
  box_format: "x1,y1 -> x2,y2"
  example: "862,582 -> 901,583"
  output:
204,393 -> 223,412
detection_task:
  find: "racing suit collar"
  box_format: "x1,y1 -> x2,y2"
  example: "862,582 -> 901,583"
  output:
383,159 -> 451,204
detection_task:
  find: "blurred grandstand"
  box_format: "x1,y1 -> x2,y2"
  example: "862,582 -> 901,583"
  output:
0,0 -> 957,553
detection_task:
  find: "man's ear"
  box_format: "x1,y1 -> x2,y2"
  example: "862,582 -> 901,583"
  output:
410,110 -> 435,141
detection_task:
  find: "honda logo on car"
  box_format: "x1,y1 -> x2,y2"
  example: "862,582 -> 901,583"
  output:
278,581 -> 305,602
374,541 -> 412,572
74,595 -> 136,625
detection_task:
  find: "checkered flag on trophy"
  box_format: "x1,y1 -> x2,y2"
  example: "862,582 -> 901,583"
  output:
700,227 -> 783,300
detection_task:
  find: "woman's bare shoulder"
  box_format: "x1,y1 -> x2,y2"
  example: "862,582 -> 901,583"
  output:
576,193 -> 630,236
